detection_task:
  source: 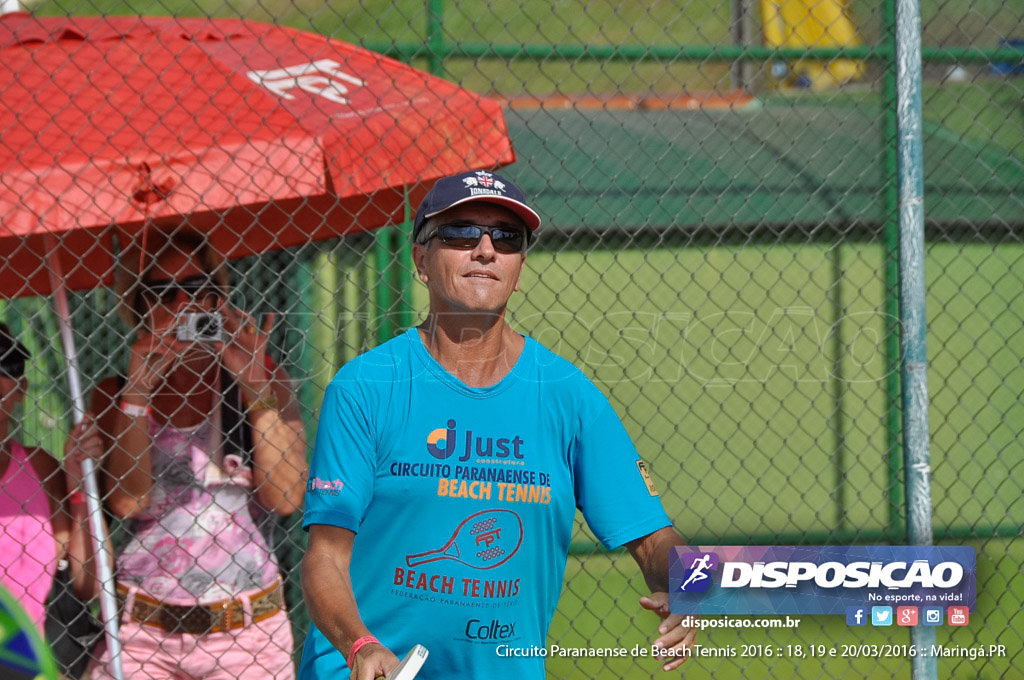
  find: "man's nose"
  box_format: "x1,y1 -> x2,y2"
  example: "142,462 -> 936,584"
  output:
472,233 -> 497,260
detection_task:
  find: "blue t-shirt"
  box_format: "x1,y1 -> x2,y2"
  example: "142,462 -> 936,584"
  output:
299,329 -> 670,680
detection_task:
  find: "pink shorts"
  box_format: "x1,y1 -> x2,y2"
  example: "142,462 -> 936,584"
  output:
90,606 -> 295,680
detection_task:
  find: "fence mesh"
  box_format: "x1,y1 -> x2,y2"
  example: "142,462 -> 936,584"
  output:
1,0 -> 1022,678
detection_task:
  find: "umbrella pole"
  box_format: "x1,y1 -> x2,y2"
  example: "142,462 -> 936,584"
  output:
46,249 -> 125,680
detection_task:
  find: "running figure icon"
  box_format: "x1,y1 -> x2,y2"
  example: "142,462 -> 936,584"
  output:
680,554 -> 713,592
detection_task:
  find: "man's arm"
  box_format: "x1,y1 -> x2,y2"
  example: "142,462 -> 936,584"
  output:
302,524 -> 399,680
626,526 -> 698,672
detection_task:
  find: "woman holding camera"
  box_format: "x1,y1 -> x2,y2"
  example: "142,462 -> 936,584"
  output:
89,227 -> 307,680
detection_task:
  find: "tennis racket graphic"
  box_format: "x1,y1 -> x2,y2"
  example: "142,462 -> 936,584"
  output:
406,509 -> 523,570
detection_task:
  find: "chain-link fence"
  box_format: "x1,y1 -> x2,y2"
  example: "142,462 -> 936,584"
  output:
1,0 -> 1022,678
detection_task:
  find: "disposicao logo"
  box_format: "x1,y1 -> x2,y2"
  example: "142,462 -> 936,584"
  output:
669,546 -> 976,616
718,559 -> 963,589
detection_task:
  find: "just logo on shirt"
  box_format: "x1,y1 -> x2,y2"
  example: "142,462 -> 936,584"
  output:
427,419 -> 526,462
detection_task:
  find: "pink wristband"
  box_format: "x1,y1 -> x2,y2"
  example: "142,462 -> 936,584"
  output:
68,490 -> 86,506
348,635 -> 380,663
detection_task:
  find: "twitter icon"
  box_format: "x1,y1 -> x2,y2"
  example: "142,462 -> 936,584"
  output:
871,606 -> 893,626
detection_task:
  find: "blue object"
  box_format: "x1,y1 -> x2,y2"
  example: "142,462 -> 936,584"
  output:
990,38 -> 1024,76
668,545 -> 975,615
922,607 -> 944,626
0,583 -> 59,680
412,170 -> 541,241
300,329 -> 671,679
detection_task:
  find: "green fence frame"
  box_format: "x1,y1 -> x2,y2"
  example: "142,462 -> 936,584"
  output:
7,3 -> 1022,678
359,0 -> 1024,554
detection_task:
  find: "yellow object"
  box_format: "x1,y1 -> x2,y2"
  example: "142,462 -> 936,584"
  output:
761,0 -> 865,89
248,393 -> 280,413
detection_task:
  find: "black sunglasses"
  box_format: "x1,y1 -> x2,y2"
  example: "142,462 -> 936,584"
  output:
140,274 -> 222,307
425,223 -> 527,253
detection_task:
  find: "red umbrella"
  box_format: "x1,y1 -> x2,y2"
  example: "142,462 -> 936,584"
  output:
0,12 -> 516,298
0,14 -> 516,678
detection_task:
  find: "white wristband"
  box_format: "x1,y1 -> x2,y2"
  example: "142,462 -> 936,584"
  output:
119,401 -> 151,418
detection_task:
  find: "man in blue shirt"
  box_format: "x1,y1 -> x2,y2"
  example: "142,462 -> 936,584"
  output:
300,171 -> 696,679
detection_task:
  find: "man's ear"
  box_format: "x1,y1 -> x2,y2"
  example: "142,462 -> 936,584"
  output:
513,253 -> 526,292
412,243 -> 428,283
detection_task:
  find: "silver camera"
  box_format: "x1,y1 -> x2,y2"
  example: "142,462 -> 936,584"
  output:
176,313 -> 224,343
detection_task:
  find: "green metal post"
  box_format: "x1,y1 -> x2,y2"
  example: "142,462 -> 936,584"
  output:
414,0 -> 447,328
426,0 -> 445,76
374,228 -> 395,345
398,191 -> 415,331
365,40 -> 1024,65
882,0 -> 904,542
829,245 -> 847,530
298,253 -> 326,440
378,1 -> 444,336
895,1 -> 937,677
342,249 -> 364,363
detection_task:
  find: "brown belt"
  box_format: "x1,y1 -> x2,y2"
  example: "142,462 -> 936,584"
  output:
117,579 -> 284,635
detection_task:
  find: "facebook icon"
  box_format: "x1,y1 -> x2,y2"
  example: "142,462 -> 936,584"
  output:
846,606 -> 867,626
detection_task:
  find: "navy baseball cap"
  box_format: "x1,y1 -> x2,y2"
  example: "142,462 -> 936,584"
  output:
413,170 -> 541,242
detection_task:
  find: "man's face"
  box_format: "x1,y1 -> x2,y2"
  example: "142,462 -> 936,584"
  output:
413,202 -> 528,318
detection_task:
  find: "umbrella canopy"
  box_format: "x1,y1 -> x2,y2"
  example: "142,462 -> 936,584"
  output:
0,13 -> 516,298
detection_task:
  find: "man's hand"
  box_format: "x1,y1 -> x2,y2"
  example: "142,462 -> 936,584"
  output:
640,591 -> 697,672
350,642 -> 399,680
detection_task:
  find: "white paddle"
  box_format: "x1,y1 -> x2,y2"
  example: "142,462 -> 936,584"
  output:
384,644 -> 429,680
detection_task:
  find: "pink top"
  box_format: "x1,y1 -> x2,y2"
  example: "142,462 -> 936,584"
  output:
0,441 -> 58,631
116,415 -> 280,603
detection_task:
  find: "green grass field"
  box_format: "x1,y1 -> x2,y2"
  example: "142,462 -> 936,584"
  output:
509,243 -> 1024,536
504,242 -> 1024,678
